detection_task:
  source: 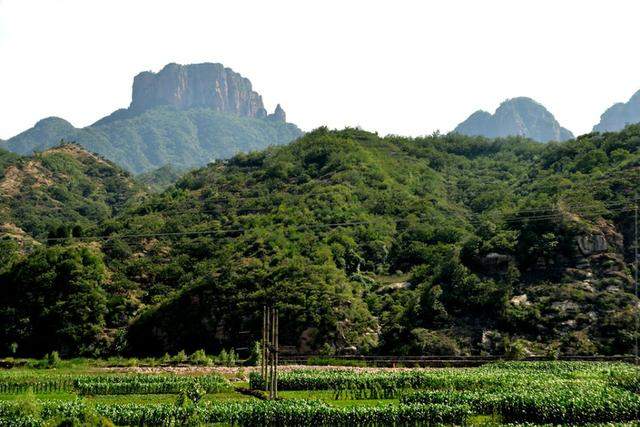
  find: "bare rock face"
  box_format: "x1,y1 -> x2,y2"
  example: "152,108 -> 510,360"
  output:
268,104 -> 287,122
576,234 -> 608,256
130,63 -> 270,118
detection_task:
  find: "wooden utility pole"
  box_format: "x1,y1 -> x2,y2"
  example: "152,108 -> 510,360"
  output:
634,192 -> 638,365
262,306 -> 267,381
261,305 -> 279,398
274,308 -> 279,398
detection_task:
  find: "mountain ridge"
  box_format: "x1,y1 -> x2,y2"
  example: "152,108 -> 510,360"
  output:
455,97 -> 574,142
2,63 -> 303,174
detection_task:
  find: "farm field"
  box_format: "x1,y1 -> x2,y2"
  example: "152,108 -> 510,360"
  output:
0,361 -> 639,425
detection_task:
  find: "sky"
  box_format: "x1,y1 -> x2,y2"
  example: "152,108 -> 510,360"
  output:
1,0 -> 639,140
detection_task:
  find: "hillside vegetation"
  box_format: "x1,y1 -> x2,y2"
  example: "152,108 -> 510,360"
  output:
3,108 -> 302,174
0,143 -> 138,238
0,126 -> 639,358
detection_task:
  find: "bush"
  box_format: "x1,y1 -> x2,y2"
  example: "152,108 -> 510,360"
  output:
188,350 -> 212,366
247,341 -> 261,366
171,351 -> 188,365
215,349 -> 237,367
46,351 -> 62,368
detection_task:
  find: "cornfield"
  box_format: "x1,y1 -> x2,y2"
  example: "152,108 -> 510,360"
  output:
401,385 -> 640,424
0,399 -> 471,426
1,361 -> 639,425
0,373 -> 230,395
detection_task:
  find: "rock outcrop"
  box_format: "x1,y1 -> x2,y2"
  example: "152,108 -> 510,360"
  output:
593,89 -> 640,132
455,97 -> 574,143
130,63 -> 271,118
267,104 -> 286,122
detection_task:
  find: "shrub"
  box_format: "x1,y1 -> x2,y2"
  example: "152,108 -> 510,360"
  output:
171,350 -> 188,365
188,349 -> 212,366
46,351 -> 62,368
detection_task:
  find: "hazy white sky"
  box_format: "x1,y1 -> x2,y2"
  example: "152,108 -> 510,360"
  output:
1,0 -> 639,140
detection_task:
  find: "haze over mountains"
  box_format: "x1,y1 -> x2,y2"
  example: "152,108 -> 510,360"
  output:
2,63 -> 302,174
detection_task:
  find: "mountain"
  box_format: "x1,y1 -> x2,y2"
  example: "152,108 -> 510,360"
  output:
593,89 -> 640,132
4,125 -> 639,358
455,97 -> 574,142
0,143 -> 138,239
2,63 -> 303,174
4,117 -> 76,153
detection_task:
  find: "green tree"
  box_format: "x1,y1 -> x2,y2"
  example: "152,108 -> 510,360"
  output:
0,245 -> 108,357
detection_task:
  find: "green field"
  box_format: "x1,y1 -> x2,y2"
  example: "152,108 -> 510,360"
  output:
0,361 -> 639,425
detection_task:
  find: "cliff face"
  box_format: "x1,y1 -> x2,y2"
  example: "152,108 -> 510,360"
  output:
593,89 -> 640,133
130,63 -> 268,118
455,97 -> 574,143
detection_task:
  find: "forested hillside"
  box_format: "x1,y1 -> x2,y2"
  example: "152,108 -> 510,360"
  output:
1,127 -> 638,358
0,143 -> 138,238
4,108 -> 302,174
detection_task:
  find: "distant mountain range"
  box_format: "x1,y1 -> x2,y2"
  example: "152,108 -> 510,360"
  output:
3,64 -> 640,169
455,91 -> 640,142
593,89 -> 640,133
2,63 -> 302,174
454,97 -> 574,143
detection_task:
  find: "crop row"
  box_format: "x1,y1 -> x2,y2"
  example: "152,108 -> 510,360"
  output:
0,399 -> 471,426
249,362 -> 640,398
401,385 -> 640,424
478,361 -> 639,378
249,370 -> 520,393
248,370 -> 578,398
0,374 -> 229,395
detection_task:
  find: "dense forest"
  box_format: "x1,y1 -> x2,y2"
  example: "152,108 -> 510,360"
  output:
0,126 -> 638,358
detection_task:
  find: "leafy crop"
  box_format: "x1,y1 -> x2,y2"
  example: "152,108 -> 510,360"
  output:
0,372 -> 229,395
0,399 -> 470,426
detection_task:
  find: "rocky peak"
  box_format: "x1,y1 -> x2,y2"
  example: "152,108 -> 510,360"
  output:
267,104 -> 287,122
455,97 -> 574,143
130,63 -> 270,119
593,89 -> 640,133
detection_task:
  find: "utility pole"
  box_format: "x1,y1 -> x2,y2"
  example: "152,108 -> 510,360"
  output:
262,306 -> 267,381
261,304 -> 279,398
634,192 -> 638,365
